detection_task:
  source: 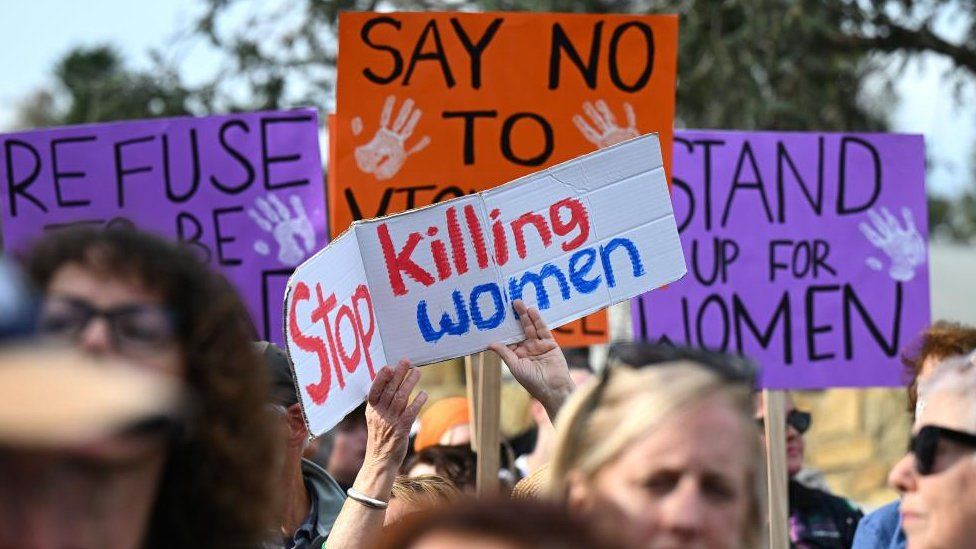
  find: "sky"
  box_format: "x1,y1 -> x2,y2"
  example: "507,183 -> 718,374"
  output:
0,0 -> 973,196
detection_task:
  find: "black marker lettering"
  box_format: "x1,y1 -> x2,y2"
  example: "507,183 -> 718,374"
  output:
449,17 -> 503,89
162,129 -> 201,203
837,136 -> 882,215
608,21 -> 654,92
501,112 -> 553,166
212,120 -> 256,194
776,138 -> 823,222
175,211 -> 212,263
212,206 -> 244,266
361,16 -> 404,85
3,139 -> 46,216
805,284 -> 840,362
721,140 -> 773,227
443,110 -> 498,164
403,19 -> 456,87
733,291 -> 792,364
50,135 -> 96,208
113,136 -> 155,208
261,115 -> 313,191
549,22 -> 603,90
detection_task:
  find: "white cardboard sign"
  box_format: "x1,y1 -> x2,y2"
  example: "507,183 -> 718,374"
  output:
285,134 -> 686,436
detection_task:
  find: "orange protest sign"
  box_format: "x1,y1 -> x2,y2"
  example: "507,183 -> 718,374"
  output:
331,11 -> 677,347
551,310 -> 609,344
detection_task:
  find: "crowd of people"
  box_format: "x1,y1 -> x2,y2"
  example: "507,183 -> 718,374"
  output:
0,225 -> 974,549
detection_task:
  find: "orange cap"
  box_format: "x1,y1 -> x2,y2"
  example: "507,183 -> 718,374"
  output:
414,397 -> 470,452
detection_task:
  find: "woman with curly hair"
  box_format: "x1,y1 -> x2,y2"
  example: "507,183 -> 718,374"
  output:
25,227 -> 279,548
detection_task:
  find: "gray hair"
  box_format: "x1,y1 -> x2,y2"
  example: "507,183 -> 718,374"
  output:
917,350 -> 976,428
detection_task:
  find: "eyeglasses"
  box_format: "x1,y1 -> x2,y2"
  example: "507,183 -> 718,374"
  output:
909,425 -> 976,476
756,410 -> 812,435
38,296 -> 178,356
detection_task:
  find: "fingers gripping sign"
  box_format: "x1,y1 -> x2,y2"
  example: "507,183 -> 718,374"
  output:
248,194 -> 317,265
365,360 -> 428,464
489,300 -> 575,422
354,95 -> 432,181
573,100 -> 639,149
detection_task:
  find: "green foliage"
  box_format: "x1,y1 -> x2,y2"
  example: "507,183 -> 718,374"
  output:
188,0 -> 974,131
186,0 -> 976,240
11,2 -> 976,240
14,45 -> 192,129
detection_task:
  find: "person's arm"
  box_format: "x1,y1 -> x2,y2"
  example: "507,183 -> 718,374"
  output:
324,360 -> 427,549
489,300 -> 575,422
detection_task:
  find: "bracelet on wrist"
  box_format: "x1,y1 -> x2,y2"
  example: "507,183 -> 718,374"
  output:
347,487 -> 389,510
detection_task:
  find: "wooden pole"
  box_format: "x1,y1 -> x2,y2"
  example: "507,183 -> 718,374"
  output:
465,353 -> 480,450
474,351 -> 502,496
763,389 -> 789,548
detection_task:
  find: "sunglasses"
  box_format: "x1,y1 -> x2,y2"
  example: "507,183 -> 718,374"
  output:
38,296 -> 178,356
909,425 -> 976,476
756,410 -> 812,435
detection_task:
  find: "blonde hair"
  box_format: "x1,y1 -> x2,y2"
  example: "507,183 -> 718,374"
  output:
512,464 -> 550,500
550,361 -> 766,549
391,474 -> 460,507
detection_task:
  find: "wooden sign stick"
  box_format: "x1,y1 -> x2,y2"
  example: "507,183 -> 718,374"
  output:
474,350 -> 502,497
763,389 -> 789,548
465,353 -> 480,450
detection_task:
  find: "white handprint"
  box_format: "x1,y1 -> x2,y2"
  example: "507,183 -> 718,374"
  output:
248,194 -> 316,265
573,100 -> 639,149
859,206 -> 926,282
354,95 -> 431,181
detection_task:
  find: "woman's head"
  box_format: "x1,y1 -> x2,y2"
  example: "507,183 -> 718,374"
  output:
386,474 -> 461,525
550,360 -> 764,549
902,321 -> 976,414
373,497 -> 616,549
405,444 -> 478,493
889,352 -> 976,549
26,227 -> 278,548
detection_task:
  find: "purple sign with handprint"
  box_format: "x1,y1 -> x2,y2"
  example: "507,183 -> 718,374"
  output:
632,131 -> 930,389
0,109 -> 327,344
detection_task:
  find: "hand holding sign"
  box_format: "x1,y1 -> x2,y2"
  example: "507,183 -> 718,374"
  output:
324,361 -> 428,548
354,96 -> 432,181
573,100 -> 639,149
249,194 -> 317,265
490,300 -> 575,422
291,134 -> 684,436
859,206 -> 926,282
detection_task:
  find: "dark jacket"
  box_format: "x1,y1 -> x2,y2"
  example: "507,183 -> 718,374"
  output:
789,479 -> 863,548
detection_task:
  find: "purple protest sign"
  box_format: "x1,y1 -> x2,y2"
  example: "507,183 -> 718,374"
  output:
632,131 -> 930,389
0,109 -> 327,344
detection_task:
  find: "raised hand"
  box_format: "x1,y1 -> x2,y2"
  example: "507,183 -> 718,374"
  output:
364,360 -> 428,466
859,206 -> 926,282
248,194 -> 316,265
326,361 -> 428,549
489,300 -> 575,421
573,100 -> 639,149
354,95 -> 431,181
